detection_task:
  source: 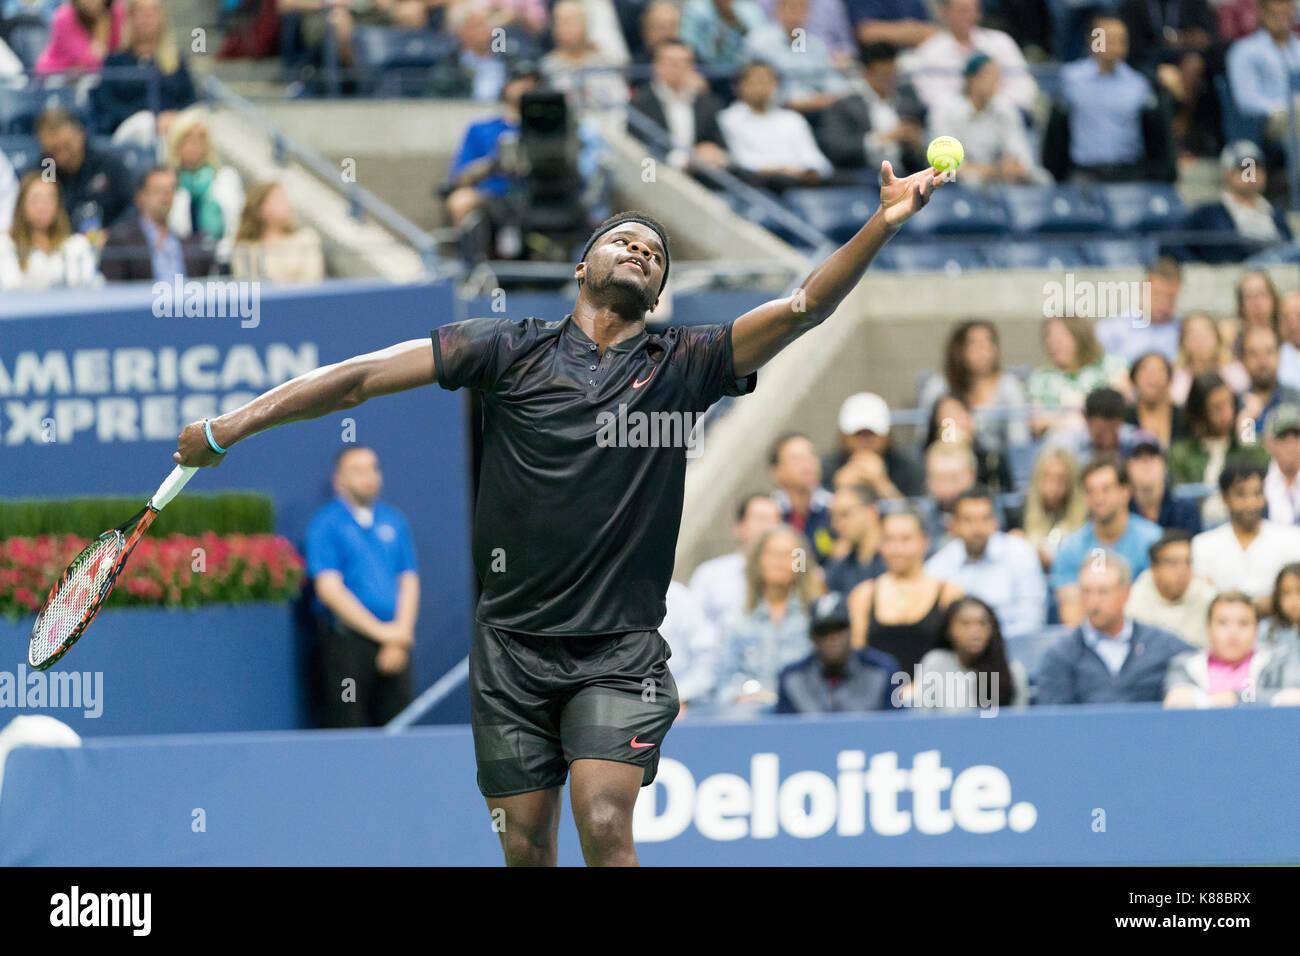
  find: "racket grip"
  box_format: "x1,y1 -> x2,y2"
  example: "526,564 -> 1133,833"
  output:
150,465 -> 198,511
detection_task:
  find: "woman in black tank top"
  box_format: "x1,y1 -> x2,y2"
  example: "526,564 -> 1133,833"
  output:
848,509 -> 963,675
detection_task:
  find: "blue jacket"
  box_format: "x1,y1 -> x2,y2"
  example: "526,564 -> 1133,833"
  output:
1186,201 -> 1293,264
1036,621 -> 1192,705
776,647 -> 899,714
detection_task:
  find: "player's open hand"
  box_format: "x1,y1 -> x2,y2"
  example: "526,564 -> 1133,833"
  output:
173,420 -> 226,468
879,161 -> 947,228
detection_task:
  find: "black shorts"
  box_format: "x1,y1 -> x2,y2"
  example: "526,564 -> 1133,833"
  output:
469,622 -> 679,799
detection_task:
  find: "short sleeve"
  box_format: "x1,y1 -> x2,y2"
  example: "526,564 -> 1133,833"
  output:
305,514 -> 343,578
395,514 -> 417,575
431,317 -> 518,393
1050,533 -> 1083,593
673,322 -> 757,410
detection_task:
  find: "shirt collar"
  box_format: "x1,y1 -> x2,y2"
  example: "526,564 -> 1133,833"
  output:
1081,616 -> 1133,647
563,313 -> 647,353
961,532 -> 1001,564
652,80 -> 693,105
338,495 -> 376,528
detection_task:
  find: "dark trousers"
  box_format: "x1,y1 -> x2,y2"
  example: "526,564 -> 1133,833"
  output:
315,618 -> 413,728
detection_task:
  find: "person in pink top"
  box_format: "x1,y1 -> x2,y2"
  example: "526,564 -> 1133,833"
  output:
34,0 -> 126,75
1164,590 -> 1300,707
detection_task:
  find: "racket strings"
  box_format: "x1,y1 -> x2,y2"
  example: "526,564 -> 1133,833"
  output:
30,533 -> 123,666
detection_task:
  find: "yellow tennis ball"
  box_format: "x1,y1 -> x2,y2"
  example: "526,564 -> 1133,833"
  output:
927,135 -> 964,173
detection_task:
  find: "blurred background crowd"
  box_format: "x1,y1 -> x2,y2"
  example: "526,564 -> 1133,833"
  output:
4,0 -> 1300,721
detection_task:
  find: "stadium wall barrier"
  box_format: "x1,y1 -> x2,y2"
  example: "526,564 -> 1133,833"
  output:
2,704 -> 1297,865
0,279 -> 476,726
0,605 -> 305,736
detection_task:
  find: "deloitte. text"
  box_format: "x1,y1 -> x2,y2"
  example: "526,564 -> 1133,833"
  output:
633,750 -> 1037,841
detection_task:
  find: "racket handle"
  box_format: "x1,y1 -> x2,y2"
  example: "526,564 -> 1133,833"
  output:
150,465 -> 198,511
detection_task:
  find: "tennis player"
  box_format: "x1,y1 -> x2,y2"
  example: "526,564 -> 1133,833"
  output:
173,161 -> 945,866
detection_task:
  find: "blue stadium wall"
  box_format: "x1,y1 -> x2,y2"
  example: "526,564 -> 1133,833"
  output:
0,280 -> 476,729
1,705 -> 1297,865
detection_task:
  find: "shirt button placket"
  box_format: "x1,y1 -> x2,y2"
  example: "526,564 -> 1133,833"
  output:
588,344 -> 598,388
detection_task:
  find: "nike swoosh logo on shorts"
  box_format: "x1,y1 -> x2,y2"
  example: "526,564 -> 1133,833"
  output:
630,736 -> 655,749
632,366 -> 657,388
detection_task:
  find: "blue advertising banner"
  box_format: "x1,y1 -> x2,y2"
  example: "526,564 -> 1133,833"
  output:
2,705 -> 1296,865
0,279 -> 475,725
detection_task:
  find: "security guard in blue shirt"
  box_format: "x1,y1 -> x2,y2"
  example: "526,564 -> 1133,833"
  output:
306,446 -> 419,727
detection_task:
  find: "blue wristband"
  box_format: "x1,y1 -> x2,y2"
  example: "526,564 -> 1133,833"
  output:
203,419 -> 228,454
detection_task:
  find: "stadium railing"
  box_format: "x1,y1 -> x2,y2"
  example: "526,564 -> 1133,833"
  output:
201,74 -> 452,277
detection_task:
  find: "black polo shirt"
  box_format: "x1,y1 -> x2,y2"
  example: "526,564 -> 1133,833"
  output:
432,313 -> 757,636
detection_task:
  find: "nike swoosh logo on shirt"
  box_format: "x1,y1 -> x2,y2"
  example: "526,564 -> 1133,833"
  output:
630,736 -> 656,749
632,366 -> 658,388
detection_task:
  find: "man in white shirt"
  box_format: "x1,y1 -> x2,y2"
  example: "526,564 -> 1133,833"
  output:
926,52 -> 1050,186
718,60 -> 835,187
899,0 -> 1037,114
1125,530 -> 1216,648
817,42 -> 926,172
627,38 -> 729,171
1188,141 -> 1293,263
1264,404 -> 1300,525
687,493 -> 783,630
1192,459 -> 1300,616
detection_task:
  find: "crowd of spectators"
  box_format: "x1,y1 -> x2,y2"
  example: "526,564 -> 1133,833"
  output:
10,1 -> 1300,273
7,3 -> 1300,719
672,255 -> 1300,718
410,0 -> 1300,262
0,2 -> 327,289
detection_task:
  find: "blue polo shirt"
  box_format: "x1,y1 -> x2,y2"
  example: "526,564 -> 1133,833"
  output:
1050,513 -> 1163,593
448,116 -> 517,197
306,498 -> 416,623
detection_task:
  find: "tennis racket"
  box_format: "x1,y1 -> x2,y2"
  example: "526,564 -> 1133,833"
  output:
28,465 -> 198,671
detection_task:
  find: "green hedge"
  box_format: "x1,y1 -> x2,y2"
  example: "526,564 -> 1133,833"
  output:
0,493 -> 275,538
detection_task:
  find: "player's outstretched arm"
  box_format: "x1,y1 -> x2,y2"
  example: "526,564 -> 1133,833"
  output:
730,161 -> 945,378
172,338 -> 437,467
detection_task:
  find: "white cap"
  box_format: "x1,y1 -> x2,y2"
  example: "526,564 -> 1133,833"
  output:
838,392 -> 890,435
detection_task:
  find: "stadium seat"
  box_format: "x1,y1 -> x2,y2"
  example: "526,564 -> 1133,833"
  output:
1007,626 -> 1071,693
898,184 -> 1009,236
995,490 -> 1026,516
984,240 -> 1090,269
1007,440 -> 1041,491
1243,240 -> 1300,266
1084,238 -> 1159,268
994,184 -> 1109,234
0,133 -> 40,172
1031,61 -> 1063,100
1171,482 -> 1214,503
1091,183 -> 1188,233
352,27 -> 449,96
85,137 -> 155,181
873,240 -> 987,274
1,18 -> 49,70
782,187 -> 879,243
0,84 -> 79,135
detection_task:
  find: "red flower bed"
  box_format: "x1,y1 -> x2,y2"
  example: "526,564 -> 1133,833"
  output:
0,533 -> 305,618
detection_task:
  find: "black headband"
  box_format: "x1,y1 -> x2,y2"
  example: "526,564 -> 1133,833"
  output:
580,217 -> 670,294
